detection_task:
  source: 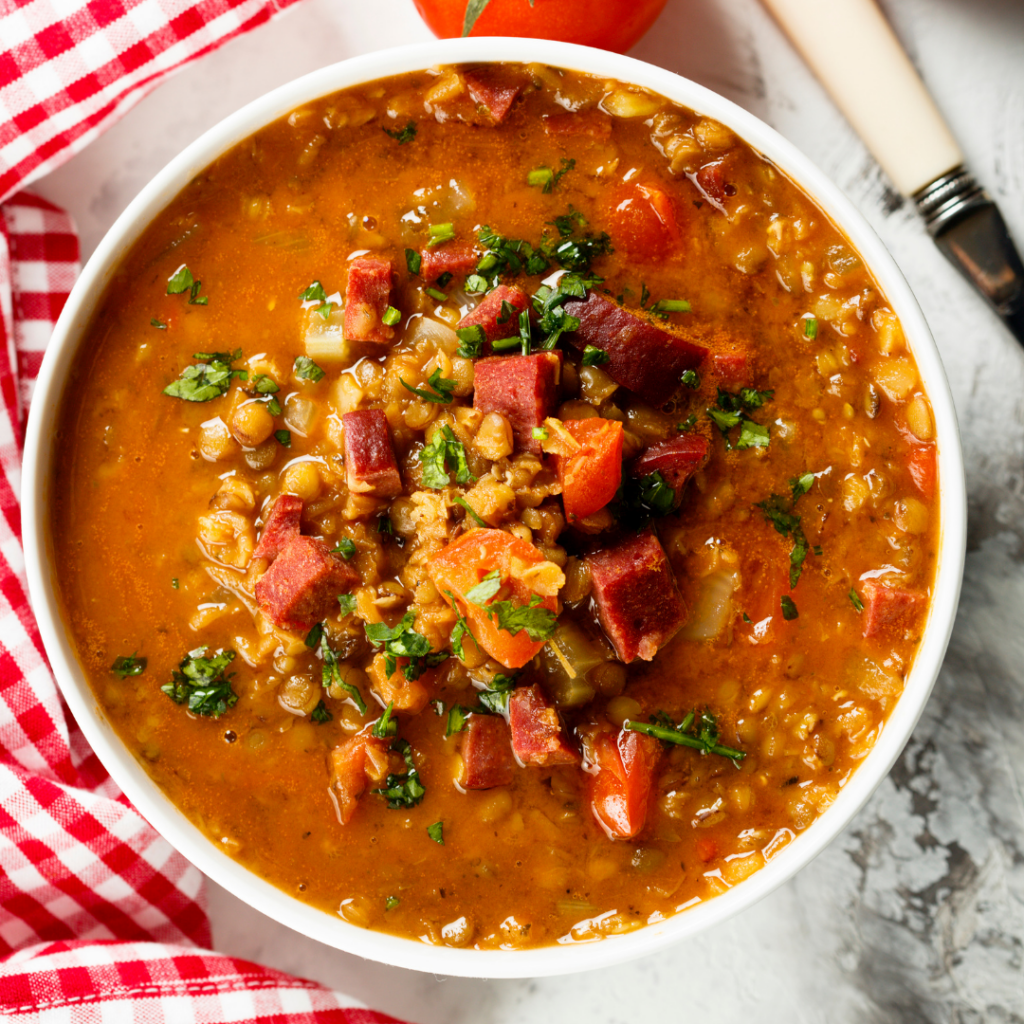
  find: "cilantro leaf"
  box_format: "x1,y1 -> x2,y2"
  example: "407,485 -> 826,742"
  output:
736,420 -> 770,449
161,647 -> 238,717
427,820 -> 444,844
167,265 -> 208,305
384,121 -> 417,144
624,708 -> 744,762
581,345 -> 610,366
294,356 -> 325,383
419,424 -> 474,488
464,569 -> 502,606
487,594 -> 557,641
372,702 -> 397,739
333,537 -> 357,559
274,429 -> 291,447
311,699 -> 333,723
781,595 -> 799,620
373,738 -> 425,809
163,349 -> 245,402
298,280 -> 334,320
338,592 -> 357,616
756,477 -> 818,590
365,611 -> 448,681
681,369 -> 701,389
445,705 -> 472,737
318,632 -> 367,714
150,318 -> 167,330
111,653 -> 146,679
402,367 -> 457,404
405,248 -> 422,275
453,494 -> 486,528
456,324 -> 485,359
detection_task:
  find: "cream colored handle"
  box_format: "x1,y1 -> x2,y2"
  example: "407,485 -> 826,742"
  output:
762,0 -> 963,196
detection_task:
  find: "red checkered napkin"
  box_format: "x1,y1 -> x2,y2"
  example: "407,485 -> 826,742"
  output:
0,3 -> 414,1020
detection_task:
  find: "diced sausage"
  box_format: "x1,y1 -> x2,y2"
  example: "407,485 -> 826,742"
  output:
344,257 -> 395,344
464,67 -> 523,123
252,493 -> 303,561
630,434 -> 709,502
342,409 -> 402,498
509,684 -> 579,767
473,352 -> 561,454
457,284 -> 530,348
693,160 -> 736,208
588,728 -> 660,840
587,531 -> 687,663
861,580 -> 927,639
328,730 -> 391,825
255,534 -> 359,633
543,110 -> 613,140
712,349 -> 748,384
419,242 -> 480,282
563,293 -> 707,405
460,714 -> 514,789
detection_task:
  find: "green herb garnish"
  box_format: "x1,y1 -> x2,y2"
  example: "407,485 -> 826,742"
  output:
294,355 -> 325,383
161,647 -> 238,717
311,700 -> 332,723
581,345 -> 610,366
111,653 -> 146,679
338,592 -> 357,616
372,702 -> 397,739
465,569 -> 502,606
804,317 -> 818,339
681,369 -> 700,389
382,305 -> 402,326
373,738 -> 426,809
427,222 -> 455,247
167,265 -> 208,305
274,429 -> 291,447
298,280 -> 334,320
528,157 -> 575,194
384,121 -> 417,144
365,611 -> 448,681
708,386 -> 774,450
318,630 -> 367,713
624,709 -> 744,762
756,474 -> 818,589
420,424 -> 474,488
405,248 -> 422,275
333,537 -> 357,560
849,589 -> 864,613
445,705 -> 472,737
150,318 -> 167,330
453,495 -> 486,527
781,595 -> 799,620
402,366 -> 457,405
427,821 -> 445,844
163,349 -> 246,402
385,896 -> 400,910
456,324 -> 485,359
487,594 -> 557,642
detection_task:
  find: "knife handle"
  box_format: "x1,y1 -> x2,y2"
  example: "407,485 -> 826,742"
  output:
761,0 -> 962,196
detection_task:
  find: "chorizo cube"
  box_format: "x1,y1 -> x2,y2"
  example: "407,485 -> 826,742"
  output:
344,257 -> 395,344
586,531 -> 686,663
419,242 -> 480,282
463,67 -> 523,123
252,493 -> 303,561
861,580 -> 927,638
255,535 -> 359,633
473,352 -> 561,454
342,409 -> 402,498
563,292 -> 707,405
630,434 -> 709,503
457,285 -> 530,348
509,684 -> 579,767
460,714 -> 514,790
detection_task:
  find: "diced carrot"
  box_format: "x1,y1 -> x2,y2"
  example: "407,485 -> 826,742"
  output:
428,529 -> 560,670
367,653 -> 436,714
588,728 -> 660,840
695,837 -> 718,863
907,444 -> 936,501
328,730 -> 392,825
554,418 -> 623,522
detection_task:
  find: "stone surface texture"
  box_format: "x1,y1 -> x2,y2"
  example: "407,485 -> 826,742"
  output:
34,0 -> 1024,1019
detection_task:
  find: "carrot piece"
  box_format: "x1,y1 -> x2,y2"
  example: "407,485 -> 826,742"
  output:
554,418 -> 623,522
428,529 -> 560,670
907,444 -> 936,500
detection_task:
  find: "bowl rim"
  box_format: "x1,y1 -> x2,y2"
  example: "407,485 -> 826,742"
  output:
22,35 -> 967,979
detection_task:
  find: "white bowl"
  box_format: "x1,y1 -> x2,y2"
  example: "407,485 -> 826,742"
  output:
22,37 -> 967,978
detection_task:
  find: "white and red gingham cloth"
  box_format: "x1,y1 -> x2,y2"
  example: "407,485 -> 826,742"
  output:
0,2 -> 413,1019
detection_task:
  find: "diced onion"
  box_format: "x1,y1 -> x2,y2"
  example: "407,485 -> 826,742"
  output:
303,306 -> 351,362
539,621 -> 607,707
284,395 -> 319,436
405,315 -> 459,355
680,570 -> 735,642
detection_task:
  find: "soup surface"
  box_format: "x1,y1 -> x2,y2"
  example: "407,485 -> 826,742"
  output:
52,63 -> 939,949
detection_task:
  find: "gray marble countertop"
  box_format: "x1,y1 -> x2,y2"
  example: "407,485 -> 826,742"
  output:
34,0 -> 1024,1018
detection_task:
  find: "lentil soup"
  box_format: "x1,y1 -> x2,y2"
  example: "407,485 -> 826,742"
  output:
51,62 -> 939,950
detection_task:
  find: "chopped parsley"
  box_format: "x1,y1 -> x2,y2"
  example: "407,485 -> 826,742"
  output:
445,704 -> 472,737
401,366 -> 457,404
804,317 -> 818,339
624,709 -> 744,762
111,653 -> 146,679
333,537 -> 357,559
527,157 -> 575,194
293,355 -> 326,383
581,345 -> 610,366
427,821 -> 445,844
427,222 -> 455,247
488,594 -> 557,642
849,589 -> 864,613
338,592 -> 357,616
477,673 -> 517,715
372,702 -> 397,739
445,590 -> 477,660
298,280 -> 334,320
781,595 -> 799,620
150,318 -> 167,330
310,700 -> 332,723
612,471 -> 678,530
405,248 -> 422,275
373,738 -> 426,809
681,369 -> 701,390
383,121 -> 417,144
382,305 -> 402,326
304,622 -> 324,649
161,647 -> 238,717
251,374 -> 279,394
420,424 -> 474,488
456,324 -> 486,359
274,429 -> 291,447
756,474 -> 818,589
365,610 -> 448,681
167,265 -> 208,305
453,495 -> 486,527
163,349 -> 246,402
708,386 -> 774,450
266,397 -> 282,416
385,896 -> 400,910
316,629 -> 367,713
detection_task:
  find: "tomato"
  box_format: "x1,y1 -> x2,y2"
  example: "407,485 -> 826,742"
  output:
604,180 -> 683,259
907,444 -> 936,501
554,417 -> 623,522
412,0 -> 668,54
588,728 -> 660,839
428,529 -> 560,669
